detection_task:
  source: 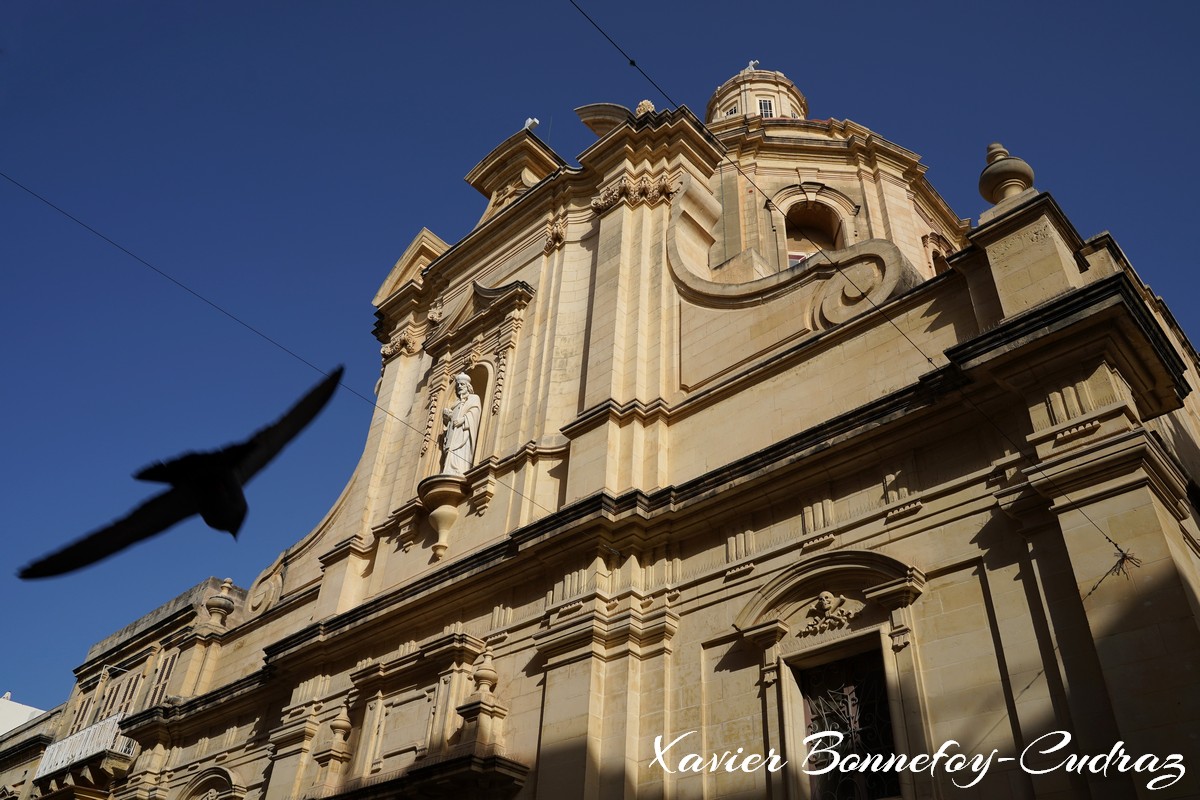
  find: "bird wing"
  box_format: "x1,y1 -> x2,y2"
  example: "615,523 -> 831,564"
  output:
134,451 -> 220,484
232,366 -> 344,484
18,488 -> 198,579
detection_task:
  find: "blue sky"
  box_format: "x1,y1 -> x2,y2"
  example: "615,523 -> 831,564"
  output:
2,1 -> 1197,711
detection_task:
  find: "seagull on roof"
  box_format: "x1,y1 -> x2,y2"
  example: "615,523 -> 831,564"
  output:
18,366 -> 344,579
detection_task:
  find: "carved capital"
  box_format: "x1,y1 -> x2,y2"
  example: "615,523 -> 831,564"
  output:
380,326 -> 420,359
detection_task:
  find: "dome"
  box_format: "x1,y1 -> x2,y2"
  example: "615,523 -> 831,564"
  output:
706,62 -> 808,124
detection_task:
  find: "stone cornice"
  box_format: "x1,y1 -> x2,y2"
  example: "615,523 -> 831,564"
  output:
944,271 -> 1190,416
560,398 -> 672,439
0,732 -> 52,771
464,129 -> 565,201
1022,429 -> 1190,521
576,105 -> 723,179
1083,231 -> 1200,374
120,671 -> 271,739
347,630 -> 485,701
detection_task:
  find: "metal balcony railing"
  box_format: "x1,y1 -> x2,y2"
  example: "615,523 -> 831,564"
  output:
33,714 -> 137,780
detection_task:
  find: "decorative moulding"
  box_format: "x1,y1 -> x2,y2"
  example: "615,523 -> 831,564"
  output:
590,173 -> 675,215
543,213 -> 567,254
885,499 -> 922,522
380,325 -> 421,361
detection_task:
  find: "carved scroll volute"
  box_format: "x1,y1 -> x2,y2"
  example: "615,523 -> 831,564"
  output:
665,173 -> 722,284
741,619 -> 790,687
862,568 -> 926,651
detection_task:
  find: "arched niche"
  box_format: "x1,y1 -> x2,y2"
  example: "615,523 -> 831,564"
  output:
767,184 -> 859,271
420,281 -> 532,478
425,360 -> 492,479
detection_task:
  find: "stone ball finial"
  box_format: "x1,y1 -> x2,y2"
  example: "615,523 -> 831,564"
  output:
205,578 -> 235,626
978,142 -> 1034,204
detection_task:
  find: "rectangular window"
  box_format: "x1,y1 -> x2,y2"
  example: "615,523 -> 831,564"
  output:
96,671 -> 142,720
725,104 -> 739,117
146,651 -> 178,708
758,98 -> 774,117
68,696 -> 93,734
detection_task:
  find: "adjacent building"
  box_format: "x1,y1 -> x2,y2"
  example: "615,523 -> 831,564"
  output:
0,696 -> 43,739
3,65 -> 1199,799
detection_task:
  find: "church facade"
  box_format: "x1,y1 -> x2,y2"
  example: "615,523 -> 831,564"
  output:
3,66 -> 1199,800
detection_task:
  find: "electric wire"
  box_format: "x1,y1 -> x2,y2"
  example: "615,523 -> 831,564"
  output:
0,168 -> 560,521
568,0 -> 681,112
567,1 -> 1143,588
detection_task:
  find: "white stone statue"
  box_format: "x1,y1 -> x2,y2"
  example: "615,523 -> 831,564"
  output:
440,373 -> 481,476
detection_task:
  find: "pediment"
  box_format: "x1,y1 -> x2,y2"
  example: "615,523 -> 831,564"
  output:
465,130 -> 564,225
373,228 -> 450,308
427,281 -> 535,356
735,550 -> 925,654
735,549 -> 924,632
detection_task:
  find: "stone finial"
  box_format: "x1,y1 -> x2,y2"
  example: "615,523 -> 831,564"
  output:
204,578 -> 235,626
329,705 -> 352,743
634,99 -> 656,116
978,142 -> 1034,204
472,649 -> 498,695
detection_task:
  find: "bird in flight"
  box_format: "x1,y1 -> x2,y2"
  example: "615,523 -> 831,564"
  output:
19,366 -> 344,579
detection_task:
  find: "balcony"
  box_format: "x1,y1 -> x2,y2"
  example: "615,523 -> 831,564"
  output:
33,714 -> 137,791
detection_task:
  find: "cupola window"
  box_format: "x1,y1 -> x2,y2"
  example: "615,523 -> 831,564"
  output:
784,201 -> 841,267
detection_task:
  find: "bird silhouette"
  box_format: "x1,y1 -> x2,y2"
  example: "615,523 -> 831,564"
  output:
18,366 -> 344,579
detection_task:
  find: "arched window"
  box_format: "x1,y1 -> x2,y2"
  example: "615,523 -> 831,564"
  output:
784,202 -> 842,268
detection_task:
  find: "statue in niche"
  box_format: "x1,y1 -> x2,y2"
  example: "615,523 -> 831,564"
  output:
439,373 -> 481,476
